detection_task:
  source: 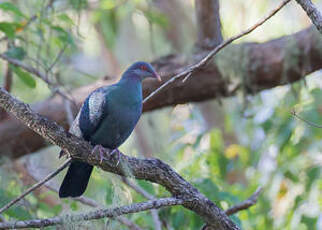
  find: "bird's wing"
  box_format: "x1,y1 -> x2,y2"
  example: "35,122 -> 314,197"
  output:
78,87 -> 111,140
59,86 -> 111,158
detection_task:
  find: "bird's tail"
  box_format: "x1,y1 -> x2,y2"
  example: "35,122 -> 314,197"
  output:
59,161 -> 93,198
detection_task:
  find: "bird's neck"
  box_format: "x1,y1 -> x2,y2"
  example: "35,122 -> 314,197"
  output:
117,74 -> 142,105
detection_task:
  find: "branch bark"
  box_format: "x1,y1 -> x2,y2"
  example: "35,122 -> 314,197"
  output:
0,198 -> 182,229
195,0 -> 223,48
225,187 -> 262,216
0,87 -> 239,229
296,0 -> 322,33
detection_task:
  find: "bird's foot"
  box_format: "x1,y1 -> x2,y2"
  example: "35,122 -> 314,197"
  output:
110,148 -> 121,166
92,145 -> 107,163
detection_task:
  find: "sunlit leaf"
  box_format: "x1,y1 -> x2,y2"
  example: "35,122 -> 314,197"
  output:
0,2 -> 25,18
0,22 -> 16,39
10,65 -> 36,88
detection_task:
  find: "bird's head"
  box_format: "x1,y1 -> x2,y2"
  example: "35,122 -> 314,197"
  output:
126,61 -> 161,82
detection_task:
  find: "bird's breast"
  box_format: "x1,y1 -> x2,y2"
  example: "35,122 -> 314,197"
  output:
90,101 -> 142,148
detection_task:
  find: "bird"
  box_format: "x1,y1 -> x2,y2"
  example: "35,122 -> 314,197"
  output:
59,61 -> 161,198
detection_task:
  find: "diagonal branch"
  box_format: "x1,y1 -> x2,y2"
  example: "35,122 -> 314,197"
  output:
225,187 -> 262,216
143,0 -> 291,104
295,0 -> 322,33
122,177 -> 162,230
0,197 -> 183,229
0,87 -> 238,230
26,167 -> 143,230
0,159 -> 71,214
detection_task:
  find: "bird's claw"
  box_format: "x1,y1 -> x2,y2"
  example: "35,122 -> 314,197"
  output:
92,145 -> 107,163
92,145 -> 120,166
110,148 -> 121,166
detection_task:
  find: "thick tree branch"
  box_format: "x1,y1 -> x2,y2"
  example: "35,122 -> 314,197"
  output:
0,25 -> 320,159
0,87 -> 238,229
143,0 -> 291,105
296,0 -> 322,33
195,0 -> 223,48
0,197 -> 182,229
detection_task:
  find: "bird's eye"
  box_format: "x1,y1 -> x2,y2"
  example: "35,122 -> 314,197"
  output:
140,65 -> 147,71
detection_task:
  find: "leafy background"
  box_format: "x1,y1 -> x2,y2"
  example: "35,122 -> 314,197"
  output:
0,0 -> 321,229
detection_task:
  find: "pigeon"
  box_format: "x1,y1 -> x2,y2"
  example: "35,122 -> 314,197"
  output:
59,61 -> 161,198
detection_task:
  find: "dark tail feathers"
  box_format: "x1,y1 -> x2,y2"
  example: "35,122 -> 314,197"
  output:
59,161 -> 93,198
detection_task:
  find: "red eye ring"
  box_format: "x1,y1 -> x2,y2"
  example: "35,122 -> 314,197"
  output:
140,65 -> 147,71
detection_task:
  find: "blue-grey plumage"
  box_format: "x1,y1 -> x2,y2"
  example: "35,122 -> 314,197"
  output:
59,61 -> 160,198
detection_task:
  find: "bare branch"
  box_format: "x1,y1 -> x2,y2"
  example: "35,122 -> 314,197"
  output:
291,110 -> 322,128
122,177 -> 162,230
225,187 -> 262,216
0,54 -> 53,86
195,0 -> 223,48
0,87 -> 238,230
0,159 -> 71,214
27,169 -> 143,230
143,0 -> 291,104
122,177 -> 155,200
296,0 -> 322,33
0,197 -> 183,229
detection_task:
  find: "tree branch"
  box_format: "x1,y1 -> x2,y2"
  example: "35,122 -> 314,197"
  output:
195,0 -> 223,48
143,0 -> 291,104
0,25 -> 321,159
225,187 -> 262,216
26,167 -> 143,230
296,0 -> 322,33
0,159 -> 71,214
0,197 -> 182,229
122,177 -> 162,230
0,87 -> 238,229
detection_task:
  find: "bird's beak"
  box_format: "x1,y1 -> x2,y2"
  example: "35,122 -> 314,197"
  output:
154,72 -> 161,82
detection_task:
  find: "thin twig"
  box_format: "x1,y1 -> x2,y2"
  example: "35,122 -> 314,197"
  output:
122,177 -> 162,230
0,159 -> 71,215
0,197 -> 183,229
122,177 -> 154,200
64,99 -> 75,126
0,0 -> 56,42
225,187 -> 262,216
46,44 -> 68,74
143,0 -> 291,104
201,187 -> 263,230
295,0 -> 322,34
291,110 -> 322,128
27,167 -> 143,230
0,53 -> 54,85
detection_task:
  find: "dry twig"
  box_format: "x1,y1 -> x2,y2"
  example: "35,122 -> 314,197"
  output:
143,0 -> 291,104
291,110 -> 322,128
0,159 -> 71,214
225,187 -> 262,216
295,0 -> 322,33
0,198 -> 183,229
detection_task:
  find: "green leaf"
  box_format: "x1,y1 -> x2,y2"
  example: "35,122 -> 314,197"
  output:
57,14 -> 74,25
143,10 -> 168,28
4,46 -> 26,60
0,22 -> 16,39
51,26 -> 74,45
10,65 -> 36,88
0,2 -> 25,18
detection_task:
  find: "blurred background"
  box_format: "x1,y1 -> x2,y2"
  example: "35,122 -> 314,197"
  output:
0,0 -> 321,229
